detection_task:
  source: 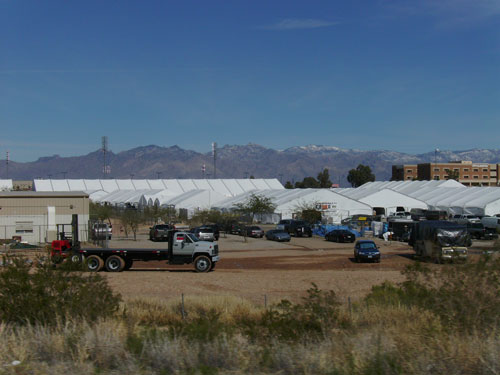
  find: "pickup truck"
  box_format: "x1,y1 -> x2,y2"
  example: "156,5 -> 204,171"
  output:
277,219 -> 312,237
149,224 -> 172,241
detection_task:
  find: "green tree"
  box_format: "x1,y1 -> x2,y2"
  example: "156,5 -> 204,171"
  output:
234,194 -> 276,220
284,181 -> 294,189
120,209 -> 142,240
295,177 -> 320,188
347,164 -> 375,187
89,202 -> 113,223
445,168 -> 460,181
317,168 -> 332,188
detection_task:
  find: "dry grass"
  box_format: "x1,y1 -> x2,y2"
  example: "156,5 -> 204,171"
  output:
0,297 -> 498,374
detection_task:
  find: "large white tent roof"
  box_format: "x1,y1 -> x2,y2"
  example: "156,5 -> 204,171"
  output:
34,178 -> 283,197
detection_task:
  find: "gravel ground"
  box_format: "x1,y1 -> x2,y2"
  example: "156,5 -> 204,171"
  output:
103,231 -> 415,304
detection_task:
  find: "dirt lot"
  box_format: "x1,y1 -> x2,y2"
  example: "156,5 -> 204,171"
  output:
102,231 -> 424,305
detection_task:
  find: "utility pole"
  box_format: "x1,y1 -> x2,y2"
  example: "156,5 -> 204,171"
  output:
212,142 -> 217,179
156,171 -> 161,179
202,164 -> 206,179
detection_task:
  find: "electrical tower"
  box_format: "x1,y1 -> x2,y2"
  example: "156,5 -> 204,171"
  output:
6,151 -> 9,179
212,142 -> 217,179
102,136 -> 110,178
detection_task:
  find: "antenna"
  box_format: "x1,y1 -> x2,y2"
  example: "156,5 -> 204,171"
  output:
202,164 -> 206,179
102,136 -> 110,178
212,142 -> 217,179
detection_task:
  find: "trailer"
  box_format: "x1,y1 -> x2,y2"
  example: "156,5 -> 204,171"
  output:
409,220 -> 469,263
51,215 -> 219,272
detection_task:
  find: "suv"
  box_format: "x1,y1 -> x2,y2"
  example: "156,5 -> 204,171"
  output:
325,229 -> 355,243
191,226 -> 216,242
277,219 -> 312,237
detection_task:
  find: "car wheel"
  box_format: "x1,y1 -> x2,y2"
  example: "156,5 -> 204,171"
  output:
194,255 -> 212,273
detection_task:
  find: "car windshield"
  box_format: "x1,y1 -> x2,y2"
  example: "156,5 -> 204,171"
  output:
187,233 -> 199,242
359,242 -> 377,250
199,228 -> 214,233
155,225 -> 169,229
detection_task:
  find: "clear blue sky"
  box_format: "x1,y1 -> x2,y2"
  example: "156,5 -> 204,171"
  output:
1,0 -> 499,162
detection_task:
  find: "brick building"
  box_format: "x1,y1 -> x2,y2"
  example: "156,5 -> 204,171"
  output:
392,161 -> 500,186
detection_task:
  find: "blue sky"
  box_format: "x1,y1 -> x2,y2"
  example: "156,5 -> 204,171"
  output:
1,0 -> 499,162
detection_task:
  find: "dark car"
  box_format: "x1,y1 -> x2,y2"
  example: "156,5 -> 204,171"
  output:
278,219 -> 312,237
354,240 -> 381,263
227,223 -> 244,235
244,226 -> 264,238
265,229 -> 291,242
325,229 -> 355,243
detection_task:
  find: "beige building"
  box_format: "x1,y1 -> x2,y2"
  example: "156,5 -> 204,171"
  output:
392,161 -> 500,186
0,191 -> 89,244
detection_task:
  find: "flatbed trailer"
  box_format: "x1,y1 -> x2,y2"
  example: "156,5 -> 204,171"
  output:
51,215 -> 219,272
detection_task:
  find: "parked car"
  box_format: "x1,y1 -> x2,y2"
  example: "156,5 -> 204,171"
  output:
149,224 -> 171,241
265,229 -> 291,242
325,229 -> 355,243
191,226 -> 215,242
354,240 -> 381,263
227,223 -> 244,235
244,226 -> 264,238
277,219 -> 312,237
203,224 -> 220,240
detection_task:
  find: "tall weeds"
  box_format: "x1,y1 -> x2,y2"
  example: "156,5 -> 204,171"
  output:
0,256 -> 498,374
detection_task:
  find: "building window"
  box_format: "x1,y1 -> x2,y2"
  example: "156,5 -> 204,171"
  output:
15,221 -> 34,233
474,175 -> 479,179
434,176 -> 440,180
433,168 -> 440,172
464,175 -> 469,179
464,168 -> 469,172
483,168 -> 489,172
407,170 -> 413,173
473,168 -> 479,172
454,168 -> 459,172
406,176 -> 412,180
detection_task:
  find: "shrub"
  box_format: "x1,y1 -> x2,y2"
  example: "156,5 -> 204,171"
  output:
365,257 -> 500,333
238,283 -> 342,342
0,257 -> 121,325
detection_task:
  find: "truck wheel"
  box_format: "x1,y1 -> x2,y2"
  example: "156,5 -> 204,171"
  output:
194,255 -> 212,273
70,253 -> 82,264
86,255 -> 104,272
124,258 -> 133,270
105,255 -> 125,272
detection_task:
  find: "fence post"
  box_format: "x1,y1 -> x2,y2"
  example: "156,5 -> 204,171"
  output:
348,296 -> 352,317
181,293 -> 186,319
264,294 -> 267,309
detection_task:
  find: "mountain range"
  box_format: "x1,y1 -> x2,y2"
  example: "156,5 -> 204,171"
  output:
2,144 -> 500,187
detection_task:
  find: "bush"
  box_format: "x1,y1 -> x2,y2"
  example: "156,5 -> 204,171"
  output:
0,257 -> 121,325
365,257 -> 500,333
238,283 -> 343,342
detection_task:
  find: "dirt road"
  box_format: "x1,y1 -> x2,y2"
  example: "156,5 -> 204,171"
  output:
104,233 -> 414,304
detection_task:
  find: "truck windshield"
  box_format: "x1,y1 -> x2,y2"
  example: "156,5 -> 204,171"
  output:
187,233 -> 200,242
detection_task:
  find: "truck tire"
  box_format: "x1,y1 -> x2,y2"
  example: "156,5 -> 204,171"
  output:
194,255 -> 212,273
105,255 -> 125,272
86,255 -> 104,272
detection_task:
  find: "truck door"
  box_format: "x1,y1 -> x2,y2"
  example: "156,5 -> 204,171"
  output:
172,233 -> 196,257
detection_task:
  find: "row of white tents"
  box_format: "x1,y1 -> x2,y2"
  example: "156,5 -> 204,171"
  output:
25,178 -> 500,221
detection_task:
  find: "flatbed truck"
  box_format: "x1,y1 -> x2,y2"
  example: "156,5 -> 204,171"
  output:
51,215 -> 219,272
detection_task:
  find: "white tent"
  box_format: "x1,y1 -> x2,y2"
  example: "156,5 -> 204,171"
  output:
336,188 -> 428,215
215,189 -> 372,223
0,180 -> 13,191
